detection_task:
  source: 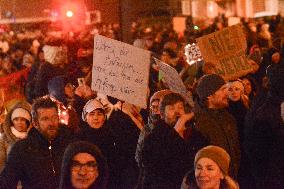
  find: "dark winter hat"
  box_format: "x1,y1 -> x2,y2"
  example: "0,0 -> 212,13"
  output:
196,74 -> 226,100
194,145 -> 230,175
48,76 -> 70,106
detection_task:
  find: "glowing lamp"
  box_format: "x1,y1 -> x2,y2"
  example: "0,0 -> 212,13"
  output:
66,10 -> 73,18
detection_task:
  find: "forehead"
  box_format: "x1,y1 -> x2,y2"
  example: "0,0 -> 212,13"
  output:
37,107 -> 58,116
165,101 -> 184,108
73,152 -> 96,162
196,157 -> 218,167
88,109 -> 104,114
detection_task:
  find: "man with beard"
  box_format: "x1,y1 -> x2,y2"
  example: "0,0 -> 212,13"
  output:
141,93 -> 207,189
194,74 -> 241,179
0,97 -> 73,188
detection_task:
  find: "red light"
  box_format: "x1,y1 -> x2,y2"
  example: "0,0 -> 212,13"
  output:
66,10 -> 73,18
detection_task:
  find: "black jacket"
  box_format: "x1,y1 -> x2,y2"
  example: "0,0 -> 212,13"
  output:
141,120 -> 207,189
244,94 -> 284,189
0,126 -> 74,189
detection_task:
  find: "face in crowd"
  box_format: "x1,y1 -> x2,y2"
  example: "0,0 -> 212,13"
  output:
163,101 -> 185,127
195,157 -> 224,189
12,117 -> 29,132
34,107 -> 59,141
207,84 -> 229,109
71,152 -> 99,189
86,109 -> 106,129
228,81 -> 245,102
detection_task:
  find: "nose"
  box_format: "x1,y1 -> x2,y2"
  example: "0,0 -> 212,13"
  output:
197,169 -> 207,177
77,166 -> 88,175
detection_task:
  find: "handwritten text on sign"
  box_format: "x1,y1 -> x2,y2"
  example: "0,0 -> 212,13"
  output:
92,35 -> 150,108
197,24 -> 254,80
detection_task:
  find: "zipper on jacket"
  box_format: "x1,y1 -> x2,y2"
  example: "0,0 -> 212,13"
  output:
48,142 -> 56,175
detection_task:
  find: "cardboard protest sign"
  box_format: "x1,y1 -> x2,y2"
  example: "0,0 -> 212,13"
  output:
154,58 -> 194,107
196,24 -> 255,80
92,35 -> 150,108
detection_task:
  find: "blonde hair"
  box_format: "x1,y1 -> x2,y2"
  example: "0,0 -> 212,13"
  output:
223,175 -> 239,189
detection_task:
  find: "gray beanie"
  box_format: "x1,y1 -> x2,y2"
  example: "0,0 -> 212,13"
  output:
196,74 -> 226,100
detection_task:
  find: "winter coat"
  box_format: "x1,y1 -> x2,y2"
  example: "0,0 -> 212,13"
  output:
0,126 -> 74,189
77,122 -> 121,189
141,119 -> 207,189
59,141 -> 108,189
227,100 -> 248,146
107,110 -> 141,189
194,104 -> 241,179
0,102 -> 31,173
244,94 -> 284,189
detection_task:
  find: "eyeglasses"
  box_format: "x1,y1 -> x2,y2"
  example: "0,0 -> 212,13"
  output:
71,160 -> 98,172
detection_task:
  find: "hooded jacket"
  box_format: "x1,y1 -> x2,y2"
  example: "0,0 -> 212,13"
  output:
0,101 -> 31,172
59,141 -> 108,189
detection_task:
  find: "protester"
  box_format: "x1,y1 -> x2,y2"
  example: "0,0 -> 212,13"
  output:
0,97 -> 74,188
244,64 -> 284,189
227,80 -> 249,143
135,89 -> 172,188
0,55 -> 17,77
135,89 -> 172,166
78,98 -> 122,189
0,101 -> 31,172
141,92 -> 207,189
33,44 -> 69,98
181,145 -> 239,189
194,74 -> 241,179
59,141 -> 108,189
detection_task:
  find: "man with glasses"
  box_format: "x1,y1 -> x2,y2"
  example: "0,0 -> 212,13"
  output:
59,141 -> 108,189
0,97 -> 74,188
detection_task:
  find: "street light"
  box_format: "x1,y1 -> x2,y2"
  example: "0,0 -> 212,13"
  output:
66,10 -> 73,18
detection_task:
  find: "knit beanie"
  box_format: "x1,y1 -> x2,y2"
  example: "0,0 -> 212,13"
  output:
11,107 -> 31,122
194,145 -> 230,175
196,74 -> 226,100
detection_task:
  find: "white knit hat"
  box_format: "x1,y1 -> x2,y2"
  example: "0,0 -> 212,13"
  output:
11,108 -> 31,122
82,99 -> 104,121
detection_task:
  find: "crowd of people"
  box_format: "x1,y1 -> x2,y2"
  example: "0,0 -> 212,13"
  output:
0,14 -> 283,189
